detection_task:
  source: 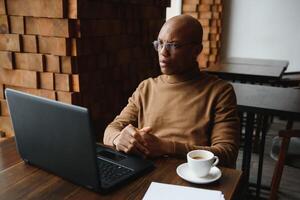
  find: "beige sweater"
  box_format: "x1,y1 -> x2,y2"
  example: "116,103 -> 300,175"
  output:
103,70 -> 240,168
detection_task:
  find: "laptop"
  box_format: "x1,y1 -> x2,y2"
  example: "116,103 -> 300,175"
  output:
5,88 -> 154,193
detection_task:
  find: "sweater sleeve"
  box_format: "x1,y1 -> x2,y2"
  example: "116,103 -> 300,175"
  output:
171,83 -> 240,168
103,82 -> 144,146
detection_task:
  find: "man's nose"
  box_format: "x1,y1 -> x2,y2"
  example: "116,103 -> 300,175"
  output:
159,44 -> 170,56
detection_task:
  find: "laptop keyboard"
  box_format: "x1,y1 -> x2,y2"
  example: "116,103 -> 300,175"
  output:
97,159 -> 133,185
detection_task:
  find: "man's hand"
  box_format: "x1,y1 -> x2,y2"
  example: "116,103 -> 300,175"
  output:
140,132 -> 173,157
113,124 -> 150,156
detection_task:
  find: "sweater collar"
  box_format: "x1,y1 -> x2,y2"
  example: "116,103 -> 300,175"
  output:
162,67 -> 202,84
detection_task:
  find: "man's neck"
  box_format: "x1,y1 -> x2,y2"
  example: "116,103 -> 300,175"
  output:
163,65 -> 201,84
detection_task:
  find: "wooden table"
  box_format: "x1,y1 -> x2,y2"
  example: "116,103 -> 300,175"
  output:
206,63 -> 286,83
206,57 -> 288,84
232,83 -> 300,197
0,138 -> 242,200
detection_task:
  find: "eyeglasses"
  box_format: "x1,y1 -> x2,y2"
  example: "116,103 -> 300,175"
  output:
152,40 -> 197,53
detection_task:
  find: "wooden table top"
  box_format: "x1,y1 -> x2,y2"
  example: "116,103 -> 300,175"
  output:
0,138 -> 243,200
232,83 -> 300,118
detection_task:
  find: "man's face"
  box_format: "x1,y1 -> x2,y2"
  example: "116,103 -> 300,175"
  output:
157,23 -> 201,75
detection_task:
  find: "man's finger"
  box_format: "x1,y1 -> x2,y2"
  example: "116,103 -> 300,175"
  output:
139,126 -> 152,132
130,138 -> 149,155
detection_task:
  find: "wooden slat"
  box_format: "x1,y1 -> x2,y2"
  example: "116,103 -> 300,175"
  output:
14,52 -> 44,72
21,35 -> 38,53
60,56 -> 77,74
0,34 -> 21,52
56,91 -> 81,105
71,74 -> 80,92
0,51 -> 13,69
38,36 -> 71,56
182,4 -> 198,12
25,17 -> 78,37
0,0 -> 6,15
182,0 -> 199,4
0,99 -> 9,116
0,84 -> 4,99
198,4 -> 211,12
199,11 -> 212,19
9,16 -> 24,34
0,15 -> 9,33
0,68 -> 38,88
6,0 -> 66,18
55,73 -> 71,92
202,0 -> 214,5
6,85 -> 56,100
198,18 -> 210,26
0,116 -> 13,137
45,55 -> 60,73
39,72 -> 54,90
184,12 -> 198,18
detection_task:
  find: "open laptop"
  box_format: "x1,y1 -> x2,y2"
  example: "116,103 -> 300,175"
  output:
5,88 -> 154,193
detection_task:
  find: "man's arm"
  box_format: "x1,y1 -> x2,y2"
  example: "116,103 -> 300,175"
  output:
103,83 -> 141,146
103,81 -> 150,155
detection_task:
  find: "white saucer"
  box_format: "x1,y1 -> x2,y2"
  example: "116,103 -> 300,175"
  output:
176,163 -> 222,184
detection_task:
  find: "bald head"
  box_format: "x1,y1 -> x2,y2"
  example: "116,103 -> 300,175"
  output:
159,15 -> 203,44
156,15 -> 203,75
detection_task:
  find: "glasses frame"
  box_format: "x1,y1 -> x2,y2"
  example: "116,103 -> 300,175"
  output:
152,40 -> 198,53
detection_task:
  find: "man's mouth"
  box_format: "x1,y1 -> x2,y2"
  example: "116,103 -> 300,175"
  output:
159,60 -> 170,67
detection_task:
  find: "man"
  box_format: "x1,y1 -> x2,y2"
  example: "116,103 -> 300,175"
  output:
103,15 -> 240,168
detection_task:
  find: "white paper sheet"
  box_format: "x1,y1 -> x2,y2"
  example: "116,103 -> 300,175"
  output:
143,182 -> 225,200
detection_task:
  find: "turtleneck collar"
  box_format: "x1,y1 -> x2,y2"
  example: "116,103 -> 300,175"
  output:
161,67 -> 202,84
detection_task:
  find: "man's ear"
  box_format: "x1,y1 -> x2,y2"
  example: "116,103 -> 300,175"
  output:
193,44 -> 203,59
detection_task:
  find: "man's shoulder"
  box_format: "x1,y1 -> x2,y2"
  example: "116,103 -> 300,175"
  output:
136,76 -> 161,91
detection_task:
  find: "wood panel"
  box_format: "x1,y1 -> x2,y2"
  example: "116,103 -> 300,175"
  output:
9,16 -> 24,34
6,0 -> 66,18
39,72 -> 54,90
0,51 -> 13,69
0,84 -> 4,99
14,52 -> 44,72
38,36 -> 71,56
0,15 -> 9,33
5,85 -> 56,100
21,35 -> 38,53
0,99 -> 8,116
0,116 -> 13,137
0,0 -> 6,15
0,34 -> 21,52
0,68 -> 38,88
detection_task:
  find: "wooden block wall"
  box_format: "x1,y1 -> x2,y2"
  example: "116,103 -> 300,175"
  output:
182,0 -> 222,68
0,0 -> 170,140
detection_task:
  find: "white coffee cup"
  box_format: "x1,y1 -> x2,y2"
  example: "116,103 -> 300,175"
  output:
187,150 -> 219,177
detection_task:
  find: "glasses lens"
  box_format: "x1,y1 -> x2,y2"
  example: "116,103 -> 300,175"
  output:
153,41 -> 159,51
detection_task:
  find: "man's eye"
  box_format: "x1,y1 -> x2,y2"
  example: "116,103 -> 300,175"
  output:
171,43 -> 179,48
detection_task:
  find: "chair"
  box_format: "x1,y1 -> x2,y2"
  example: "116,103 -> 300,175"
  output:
269,129 -> 300,200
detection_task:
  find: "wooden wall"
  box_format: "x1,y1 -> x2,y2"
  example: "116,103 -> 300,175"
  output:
0,0 -> 170,140
182,0 -> 223,68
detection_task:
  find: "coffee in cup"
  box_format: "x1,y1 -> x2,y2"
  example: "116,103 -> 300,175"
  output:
187,150 -> 219,177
